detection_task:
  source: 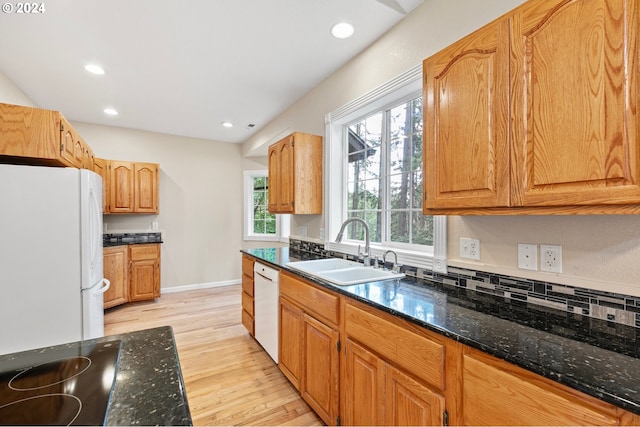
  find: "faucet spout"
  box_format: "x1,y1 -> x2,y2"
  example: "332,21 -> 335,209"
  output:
383,250 -> 399,273
335,217 -> 371,264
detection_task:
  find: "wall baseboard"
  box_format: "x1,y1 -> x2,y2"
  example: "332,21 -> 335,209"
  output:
162,279 -> 241,294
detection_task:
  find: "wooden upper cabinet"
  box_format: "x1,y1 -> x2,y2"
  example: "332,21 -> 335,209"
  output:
0,103 -> 91,169
105,160 -> 159,214
109,161 -> 135,213
423,0 -> 640,214
268,132 -> 322,214
134,162 -> 159,213
94,158 -> 109,212
423,17 -> 510,210
510,0 -> 639,207
59,116 -> 85,168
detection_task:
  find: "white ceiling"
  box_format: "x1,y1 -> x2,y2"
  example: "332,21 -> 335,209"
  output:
0,0 -> 423,144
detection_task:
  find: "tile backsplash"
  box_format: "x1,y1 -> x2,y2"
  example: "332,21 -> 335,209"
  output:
289,238 -> 640,329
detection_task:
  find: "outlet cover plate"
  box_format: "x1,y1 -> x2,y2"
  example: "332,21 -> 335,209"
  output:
518,243 -> 538,271
540,244 -> 562,273
460,237 -> 480,260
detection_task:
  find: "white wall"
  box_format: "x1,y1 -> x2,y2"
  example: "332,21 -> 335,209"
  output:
0,72 -> 36,107
241,0 -> 640,297
72,122 -> 245,290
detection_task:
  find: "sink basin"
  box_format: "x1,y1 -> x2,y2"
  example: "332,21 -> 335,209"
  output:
286,258 -> 404,286
286,258 -> 362,274
315,267 -> 404,286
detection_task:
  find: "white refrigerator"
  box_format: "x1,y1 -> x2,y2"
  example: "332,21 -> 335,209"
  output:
0,164 -> 109,355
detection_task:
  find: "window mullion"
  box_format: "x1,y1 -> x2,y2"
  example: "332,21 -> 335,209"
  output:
381,108 -> 390,246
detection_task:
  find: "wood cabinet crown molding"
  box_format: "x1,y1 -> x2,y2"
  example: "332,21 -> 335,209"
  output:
423,0 -> 639,215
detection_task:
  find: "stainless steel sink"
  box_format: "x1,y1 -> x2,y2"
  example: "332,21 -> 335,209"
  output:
286,258 -> 404,286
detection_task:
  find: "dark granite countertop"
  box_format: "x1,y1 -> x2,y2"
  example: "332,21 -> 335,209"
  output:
103,232 -> 163,247
242,247 -> 640,415
0,326 -> 192,426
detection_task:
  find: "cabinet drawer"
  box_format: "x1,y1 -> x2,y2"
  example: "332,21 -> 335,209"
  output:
281,272 -> 339,325
242,274 -> 254,297
242,255 -> 254,277
242,309 -> 254,336
242,291 -> 254,316
130,244 -> 160,261
345,303 -> 445,390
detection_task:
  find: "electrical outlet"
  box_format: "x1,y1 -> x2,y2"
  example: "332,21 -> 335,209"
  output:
151,221 -> 159,230
460,237 -> 480,260
540,244 -> 562,273
518,243 -> 538,271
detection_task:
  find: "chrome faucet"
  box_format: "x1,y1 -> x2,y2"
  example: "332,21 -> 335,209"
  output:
383,250 -> 400,273
335,217 -> 371,266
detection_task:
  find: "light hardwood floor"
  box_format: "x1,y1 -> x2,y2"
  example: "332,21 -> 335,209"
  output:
104,285 -> 323,426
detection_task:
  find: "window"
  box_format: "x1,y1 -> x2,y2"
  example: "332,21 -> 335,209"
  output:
346,96 -> 432,249
324,66 -> 447,272
243,170 -> 287,241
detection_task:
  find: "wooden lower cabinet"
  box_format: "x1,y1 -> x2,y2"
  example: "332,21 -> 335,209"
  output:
343,303 -> 447,426
279,297 -> 303,390
103,246 -> 129,309
385,361 -> 445,426
241,255 -> 255,336
271,268 -> 640,426
345,339 -> 444,426
302,313 -> 340,424
129,244 -> 161,302
279,272 -> 340,426
104,244 -> 161,309
461,347 -> 635,426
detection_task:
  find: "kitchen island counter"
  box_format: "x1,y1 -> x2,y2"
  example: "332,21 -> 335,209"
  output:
242,247 -> 640,416
0,326 -> 191,426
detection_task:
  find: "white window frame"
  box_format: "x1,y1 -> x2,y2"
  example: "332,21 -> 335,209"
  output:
323,65 -> 447,273
243,170 -> 289,242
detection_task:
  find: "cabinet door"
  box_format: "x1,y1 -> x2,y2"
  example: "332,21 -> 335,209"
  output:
302,313 -> 339,426
461,348 -> 621,426
94,158 -> 109,212
385,363 -> 445,426
129,258 -> 160,301
83,144 -> 95,171
268,137 -> 295,214
511,0 -> 640,207
423,17 -> 510,210
109,161 -> 134,213
279,297 -> 304,390
277,137 -> 295,212
103,246 -> 128,309
267,144 -> 280,212
134,162 -> 159,213
59,117 -> 84,168
343,339 -> 384,426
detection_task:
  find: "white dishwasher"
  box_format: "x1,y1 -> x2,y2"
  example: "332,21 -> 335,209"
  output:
254,261 -> 280,363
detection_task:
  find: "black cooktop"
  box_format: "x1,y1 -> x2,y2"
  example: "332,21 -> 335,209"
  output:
0,340 -> 121,426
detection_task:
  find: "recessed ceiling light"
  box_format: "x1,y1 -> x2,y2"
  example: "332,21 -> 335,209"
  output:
104,108 -> 118,116
331,22 -> 355,39
84,64 -> 105,75
221,121 -> 233,128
